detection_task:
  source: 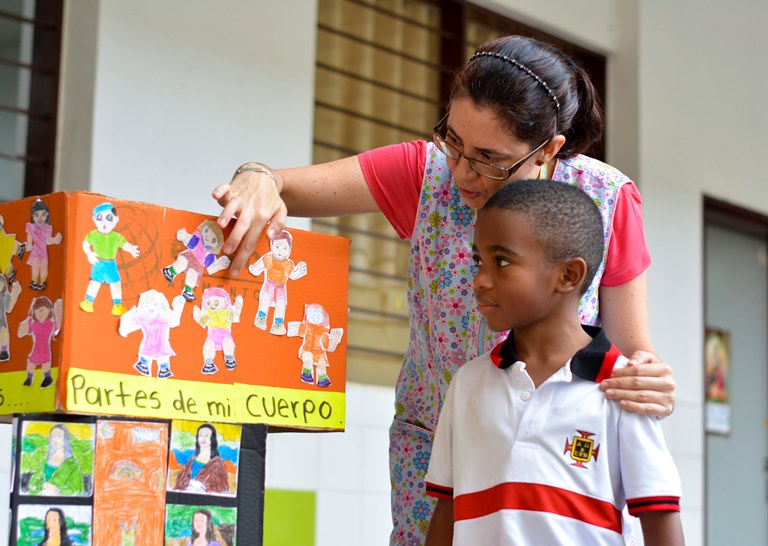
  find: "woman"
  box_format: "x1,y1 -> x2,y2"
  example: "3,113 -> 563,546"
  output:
186,509 -> 221,546
37,507 -> 73,546
213,35 -> 676,544
174,424 -> 229,494
27,424 -> 85,496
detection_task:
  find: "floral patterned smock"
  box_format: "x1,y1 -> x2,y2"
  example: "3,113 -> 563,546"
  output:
388,142 -> 632,545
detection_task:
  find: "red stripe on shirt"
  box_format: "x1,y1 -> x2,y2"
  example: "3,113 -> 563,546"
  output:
426,481 -> 454,500
627,495 -> 681,515
454,482 -> 623,534
595,344 -> 622,383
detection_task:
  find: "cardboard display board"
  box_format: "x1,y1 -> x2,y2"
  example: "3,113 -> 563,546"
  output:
0,192 -> 350,431
9,414 -> 267,546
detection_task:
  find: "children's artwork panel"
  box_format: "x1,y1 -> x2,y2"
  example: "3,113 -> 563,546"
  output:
15,503 -> 92,546
92,419 -> 168,546
0,193 -> 67,414
10,414 -> 267,546
18,420 -> 95,497
167,420 -> 241,497
164,504 -> 238,546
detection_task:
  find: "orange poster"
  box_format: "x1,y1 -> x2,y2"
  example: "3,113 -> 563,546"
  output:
0,192 -> 350,431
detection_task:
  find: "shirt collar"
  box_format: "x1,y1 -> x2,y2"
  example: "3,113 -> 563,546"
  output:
489,325 -> 622,383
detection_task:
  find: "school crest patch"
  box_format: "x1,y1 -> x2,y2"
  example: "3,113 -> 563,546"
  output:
563,430 -> 599,468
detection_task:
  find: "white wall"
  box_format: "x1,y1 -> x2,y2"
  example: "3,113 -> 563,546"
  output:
57,0 -> 318,217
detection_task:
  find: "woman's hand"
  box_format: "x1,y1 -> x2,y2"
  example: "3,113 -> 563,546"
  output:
600,351 -> 675,417
212,164 -> 287,275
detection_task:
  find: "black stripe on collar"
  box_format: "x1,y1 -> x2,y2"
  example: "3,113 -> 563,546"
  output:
489,325 -> 622,382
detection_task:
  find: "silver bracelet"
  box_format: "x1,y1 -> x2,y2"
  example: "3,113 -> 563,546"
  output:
234,164 -> 280,188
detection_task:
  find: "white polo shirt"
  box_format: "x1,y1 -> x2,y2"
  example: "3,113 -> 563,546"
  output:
426,327 -> 681,545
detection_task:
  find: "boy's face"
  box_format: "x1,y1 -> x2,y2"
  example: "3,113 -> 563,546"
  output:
93,210 -> 118,234
271,239 -> 291,260
306,306 -> 324,325
472,208 -> 559,333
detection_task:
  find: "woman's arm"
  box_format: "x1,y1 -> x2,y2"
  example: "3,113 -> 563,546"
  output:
213,156 -> 380,275
600,273 -> 675,416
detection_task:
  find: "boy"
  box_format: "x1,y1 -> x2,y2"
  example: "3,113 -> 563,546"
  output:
425,180 -> 683,546
79,202 -> 140,316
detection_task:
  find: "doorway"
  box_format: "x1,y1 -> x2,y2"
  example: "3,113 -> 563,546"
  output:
704,198 -> 768,545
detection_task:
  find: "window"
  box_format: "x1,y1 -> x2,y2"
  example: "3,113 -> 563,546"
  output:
0,0 -> 62,201
312,0 -> 606,385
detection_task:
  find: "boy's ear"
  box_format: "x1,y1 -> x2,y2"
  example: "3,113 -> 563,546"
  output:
555,257 -> 588,294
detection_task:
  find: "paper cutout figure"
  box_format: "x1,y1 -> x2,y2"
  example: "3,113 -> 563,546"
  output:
165,504 -> 236,546
119,290 -> 186,378
192,288 -> 243,375
79,202 -> 140,317
0,213 -> 26,285
21,422 -> 95,498
248,229 -> 307,335
287,303 -> 343,388
162,220 -> 230,302
168,421 -> 241,499
25,199 -> 63,290
0,275 -> 21,362
17,504 -> 92,546
18,297 -> 63,388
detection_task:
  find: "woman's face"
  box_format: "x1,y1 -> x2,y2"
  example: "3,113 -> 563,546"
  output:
193,512 -> 208,534
45,510 -> 60,530
50,427 -> 65,451
197,427 -> 212,449
443,97 -> 548,210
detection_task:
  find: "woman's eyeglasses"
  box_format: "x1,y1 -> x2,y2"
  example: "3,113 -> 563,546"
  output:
432,114 -> 549,181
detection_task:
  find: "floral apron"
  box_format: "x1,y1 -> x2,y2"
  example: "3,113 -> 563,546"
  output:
388,143 -> 630,545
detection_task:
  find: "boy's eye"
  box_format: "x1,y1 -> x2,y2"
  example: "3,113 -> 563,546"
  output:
95,213 -> 103,221
471,254 -> 482,266
495,256 -> 511,267
106,214 -> 114,222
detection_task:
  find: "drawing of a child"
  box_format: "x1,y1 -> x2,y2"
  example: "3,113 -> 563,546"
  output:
25,199 -> 63,290
119,289 -> 186,378
162,220 -> 230,302
0,275 -> 22,361
18,296 -> 63,388
193,288 -> 243,375
287,303 -> 343,387
249,229 -> 307,335
0,214 -> 26,285
79,203 -> 140,316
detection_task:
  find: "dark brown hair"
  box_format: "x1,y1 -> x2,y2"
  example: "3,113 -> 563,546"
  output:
451,35 -> 604,158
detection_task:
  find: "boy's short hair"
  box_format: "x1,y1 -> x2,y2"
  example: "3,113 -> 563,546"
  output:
271,229 -> 293,247
482,180 -> 604,294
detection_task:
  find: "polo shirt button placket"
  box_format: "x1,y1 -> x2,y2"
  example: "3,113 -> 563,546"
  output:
520,391 -> 532,401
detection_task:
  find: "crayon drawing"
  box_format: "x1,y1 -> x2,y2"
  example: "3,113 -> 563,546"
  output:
192,289 -> 243,375
18,297 -> 63,388
162,220 -> 230,302
168,420 -> 241,497
20,421 -> 95,497
119,290 -> 185,378
16,504 -> 92,546
0,213 -> 26,285
287,303 -> 344,388
25,199 -> 63,291
0,274 -> 21,361
165,504 -> 237,546
249,229 -> 307,336
93,420 -> 168,546
79,202 -> 140,317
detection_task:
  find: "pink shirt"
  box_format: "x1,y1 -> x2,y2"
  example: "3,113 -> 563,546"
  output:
359,140 -> 650,287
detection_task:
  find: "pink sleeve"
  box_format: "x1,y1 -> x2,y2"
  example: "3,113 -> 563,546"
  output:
358,140 -> 427,240
601,182 -> 652,287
